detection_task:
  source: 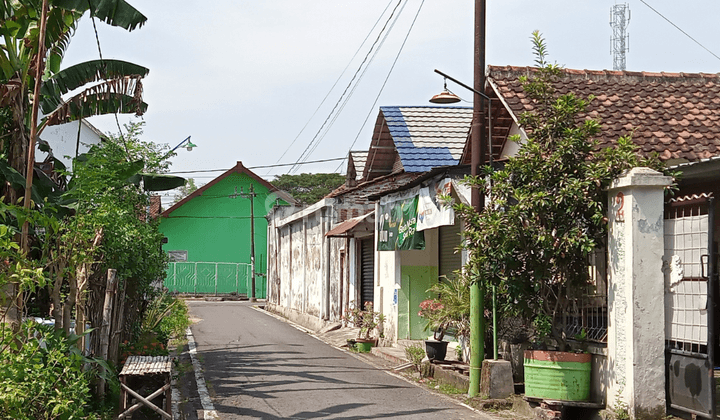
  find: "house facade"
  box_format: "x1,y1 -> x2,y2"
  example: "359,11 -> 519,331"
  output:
265,106 -> 472,335
161,161 -> 295,298
474,66 -> 720,417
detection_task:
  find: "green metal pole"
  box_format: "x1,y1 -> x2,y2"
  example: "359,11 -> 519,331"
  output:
493,284 -> 498,360
468,0 -> 487,398
469,278 -> 485,396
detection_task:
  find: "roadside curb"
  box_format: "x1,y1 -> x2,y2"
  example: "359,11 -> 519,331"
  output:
185,327 -> 220,419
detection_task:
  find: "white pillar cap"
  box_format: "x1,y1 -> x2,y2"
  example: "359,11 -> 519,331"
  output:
609,167 -> 673,190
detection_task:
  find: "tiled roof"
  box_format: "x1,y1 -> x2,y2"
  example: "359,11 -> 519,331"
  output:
149,195 -> 161,219
380,106 -> 472,172
487,66 -> 720,162
327,170 -> 422,200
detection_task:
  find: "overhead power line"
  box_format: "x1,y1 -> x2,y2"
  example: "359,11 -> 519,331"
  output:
267,0 -> 396,176
301,0 -> 411,171
166,156 -> 347,175
287,0 -> 406,174
639,0 -> 720,63
336,0 -> 427,172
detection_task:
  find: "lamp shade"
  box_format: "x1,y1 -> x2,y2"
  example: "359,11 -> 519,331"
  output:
429,89 -> 461,104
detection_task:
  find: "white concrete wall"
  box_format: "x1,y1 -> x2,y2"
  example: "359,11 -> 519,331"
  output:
38,120 -> 103,170
499,122 -> 524,160
376,248 -> 400,342
399,228 -> 438,267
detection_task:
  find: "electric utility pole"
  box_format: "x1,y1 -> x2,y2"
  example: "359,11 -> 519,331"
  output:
468,0 -> 487,397
230,184 -> 257,302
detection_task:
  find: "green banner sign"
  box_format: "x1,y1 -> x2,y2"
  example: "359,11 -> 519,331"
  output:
377,194 -> 425,251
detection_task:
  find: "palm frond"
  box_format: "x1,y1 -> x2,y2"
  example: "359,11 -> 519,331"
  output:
41,59 -> 148,111
50,0 -> 146,31
43,77 -> 147,126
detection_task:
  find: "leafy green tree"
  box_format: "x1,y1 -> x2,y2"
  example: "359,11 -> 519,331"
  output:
173,177 -> 198,204
271,173 -> 345,205
455,32 -> 669,350
52,126 -> 171,341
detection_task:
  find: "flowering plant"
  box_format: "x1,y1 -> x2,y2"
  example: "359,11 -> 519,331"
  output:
119,338 -> 168,365
344,301 -> 383,340
418,276 -> 470,342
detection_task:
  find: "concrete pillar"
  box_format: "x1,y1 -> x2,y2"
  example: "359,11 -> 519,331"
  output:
607,167 -> 672,419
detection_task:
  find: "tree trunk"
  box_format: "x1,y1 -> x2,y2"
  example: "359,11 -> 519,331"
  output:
51,259 -> 65,330
75,229 -> 103,351
97,269 -> 117,398
75,264 -> 87,349
108,283 -> 126,367
63,273 -> 77,337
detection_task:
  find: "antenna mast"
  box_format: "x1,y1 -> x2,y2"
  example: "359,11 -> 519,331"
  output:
610,3 -> 631,71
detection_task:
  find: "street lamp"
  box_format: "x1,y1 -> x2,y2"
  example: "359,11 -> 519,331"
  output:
429,78 -> 462,104
169,136 -> 197,153
158,136 -> 197,163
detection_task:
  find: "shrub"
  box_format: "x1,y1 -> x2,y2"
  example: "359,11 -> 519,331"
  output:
142,292 -> 191,344
0,322 -> 96,419
344,301 -> 381,340
404,343 -> 426,375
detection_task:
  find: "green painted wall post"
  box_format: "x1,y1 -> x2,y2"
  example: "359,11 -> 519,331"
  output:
469,278 -> 485,396
493,284 -> 498,360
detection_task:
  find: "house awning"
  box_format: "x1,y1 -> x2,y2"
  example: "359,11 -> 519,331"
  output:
326,211 -> 375,238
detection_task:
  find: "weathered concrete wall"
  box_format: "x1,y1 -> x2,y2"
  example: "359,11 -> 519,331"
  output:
607,168 -> 672,419
267,197 -> 372,331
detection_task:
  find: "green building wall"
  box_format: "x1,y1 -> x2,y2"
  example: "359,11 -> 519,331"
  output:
160,172 -> 283,297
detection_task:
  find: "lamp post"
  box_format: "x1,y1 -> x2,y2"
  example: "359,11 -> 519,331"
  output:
230,185 -> 257,302
429,0 -> 487,397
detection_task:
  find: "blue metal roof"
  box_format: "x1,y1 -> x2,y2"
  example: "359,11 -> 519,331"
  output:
380,106 -> 472,172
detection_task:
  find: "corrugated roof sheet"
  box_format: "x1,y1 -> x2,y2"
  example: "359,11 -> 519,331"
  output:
380,106 -> 472,172
349,151 -> 367,181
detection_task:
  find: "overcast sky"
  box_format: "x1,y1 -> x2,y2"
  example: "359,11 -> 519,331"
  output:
59,1 -> 720,205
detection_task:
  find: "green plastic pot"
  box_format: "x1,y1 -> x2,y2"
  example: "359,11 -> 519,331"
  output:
355,339 -> 374,353
524,350 -> 591,401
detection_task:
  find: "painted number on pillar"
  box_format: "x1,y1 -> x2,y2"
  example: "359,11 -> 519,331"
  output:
614,192 -> 625,223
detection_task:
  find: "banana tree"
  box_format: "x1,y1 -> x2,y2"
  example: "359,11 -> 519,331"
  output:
0,0 -> 149,205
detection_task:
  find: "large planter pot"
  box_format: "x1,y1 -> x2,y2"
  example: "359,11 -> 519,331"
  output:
424,340 -> 449,361
524,350 -> 591,401
355,338 -> 375,353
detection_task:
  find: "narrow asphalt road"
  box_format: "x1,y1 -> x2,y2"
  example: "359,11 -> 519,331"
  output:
186,301 -> 493,419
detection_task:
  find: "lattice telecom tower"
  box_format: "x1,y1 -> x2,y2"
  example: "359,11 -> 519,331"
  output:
610,3 -> 630,71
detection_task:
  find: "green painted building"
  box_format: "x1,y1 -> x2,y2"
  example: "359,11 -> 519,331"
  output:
160,162 -> 295,298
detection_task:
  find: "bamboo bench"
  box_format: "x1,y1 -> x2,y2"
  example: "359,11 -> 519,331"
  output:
118,355 -> 172,419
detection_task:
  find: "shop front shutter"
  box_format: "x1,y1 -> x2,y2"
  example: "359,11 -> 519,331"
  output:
439,221 -> 462,280
360,238 -> 374,306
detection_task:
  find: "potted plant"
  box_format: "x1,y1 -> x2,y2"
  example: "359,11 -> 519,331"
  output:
418,275 -> 470,362
454,32 -> 668,401
344,301 -> 381,352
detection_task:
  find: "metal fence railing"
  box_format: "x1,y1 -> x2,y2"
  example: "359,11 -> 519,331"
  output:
559,248 -> 609,344
164,262 -> 265,298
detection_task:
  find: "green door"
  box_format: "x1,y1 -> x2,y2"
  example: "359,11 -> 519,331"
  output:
398,266 -> 438,339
